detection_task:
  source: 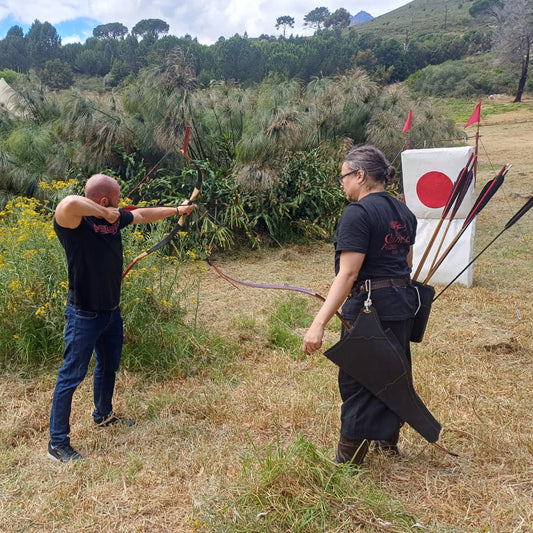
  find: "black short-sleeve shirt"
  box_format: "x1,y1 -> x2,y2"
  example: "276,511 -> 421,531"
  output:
334,192 -> 416,279
54,209 -> 134,311
335,192 -> 418,321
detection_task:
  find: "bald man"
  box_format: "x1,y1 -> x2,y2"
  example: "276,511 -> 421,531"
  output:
48,174 -> 196,462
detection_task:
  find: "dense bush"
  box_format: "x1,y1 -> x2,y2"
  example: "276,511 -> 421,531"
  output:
114,148 -> 345,251
406,55 -> 521,97
1,71 -> 459,250
0,181 -> 228,373
0,68 -> 20,84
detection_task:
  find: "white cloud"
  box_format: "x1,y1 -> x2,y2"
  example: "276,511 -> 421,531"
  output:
61,32 -> 92,45
1,0 -> 411,44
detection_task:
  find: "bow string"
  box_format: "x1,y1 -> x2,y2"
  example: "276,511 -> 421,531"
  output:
122,125 -> 202,279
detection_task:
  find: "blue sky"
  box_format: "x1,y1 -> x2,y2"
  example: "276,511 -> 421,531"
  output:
0,1 -> 411,45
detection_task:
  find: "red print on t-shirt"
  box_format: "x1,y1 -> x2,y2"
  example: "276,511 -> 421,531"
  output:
93,220 -> 120,235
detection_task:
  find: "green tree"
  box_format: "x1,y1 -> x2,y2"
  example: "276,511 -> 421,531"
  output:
0,68 -> 20,84
304,7 -> 330,31
0,26 -> 28,72
212,35 -> 265,83
40,59 -> 74,90
60,42 -> 83,66
132,19 -> 170,40
119,34 -> 141,74
25,20 -> 61,69
275,16 -> 295,37
324,8 -> 352,29
75,48 -> 109,76
104,59 -> 131,87
267,51 -> 299,77
93,22 -> 128,39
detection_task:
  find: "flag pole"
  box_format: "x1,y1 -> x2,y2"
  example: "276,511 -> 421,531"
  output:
474,121 -> 480,178
465,101 -> 481,177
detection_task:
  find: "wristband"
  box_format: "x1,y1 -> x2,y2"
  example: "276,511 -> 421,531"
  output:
176,206 -> 180,216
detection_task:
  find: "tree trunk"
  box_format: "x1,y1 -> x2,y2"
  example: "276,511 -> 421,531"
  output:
514,35 -> 530,103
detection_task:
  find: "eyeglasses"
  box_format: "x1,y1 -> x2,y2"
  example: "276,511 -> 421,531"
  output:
337,169 -> 360,185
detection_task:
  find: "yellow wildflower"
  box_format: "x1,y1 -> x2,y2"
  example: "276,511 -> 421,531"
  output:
8,280 -> 22,292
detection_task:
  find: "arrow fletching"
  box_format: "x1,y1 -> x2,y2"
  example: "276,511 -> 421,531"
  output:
435,194 -> 533,300
442,153 -> 475,218
462,164 -> 509,229
424,164 -> 510,284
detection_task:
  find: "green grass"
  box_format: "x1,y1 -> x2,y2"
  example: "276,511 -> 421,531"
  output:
198,435 -> 429,532
441,97 -> 533,123
266,295 -> 312,354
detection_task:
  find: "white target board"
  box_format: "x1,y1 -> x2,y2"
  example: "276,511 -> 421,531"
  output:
402,147 -> 475,287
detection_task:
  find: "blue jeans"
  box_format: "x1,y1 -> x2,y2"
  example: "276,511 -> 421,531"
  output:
49,303 -> 124,446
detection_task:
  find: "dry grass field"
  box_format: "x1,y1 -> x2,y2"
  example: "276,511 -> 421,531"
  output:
1,97 -> 532,532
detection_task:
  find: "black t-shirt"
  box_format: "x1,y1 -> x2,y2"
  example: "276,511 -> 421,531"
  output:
334,192 -> 416,279
54,209 -> 134,311
334,192 -> 418,321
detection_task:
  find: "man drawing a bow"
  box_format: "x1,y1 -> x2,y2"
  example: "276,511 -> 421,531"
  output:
48,173 -> 196,462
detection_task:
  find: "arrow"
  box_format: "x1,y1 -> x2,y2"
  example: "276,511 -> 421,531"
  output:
427,160 -> 476,274
434,195 -> 533,300
412,153 -> 475,281
423,164 -> 510,285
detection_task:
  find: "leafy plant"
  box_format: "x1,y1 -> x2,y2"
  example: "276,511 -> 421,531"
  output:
0,194 -> 68,365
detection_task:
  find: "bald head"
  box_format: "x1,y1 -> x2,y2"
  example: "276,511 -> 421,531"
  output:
85,174 -> 121,207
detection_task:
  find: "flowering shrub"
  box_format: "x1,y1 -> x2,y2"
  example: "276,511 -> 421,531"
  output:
0,192 -> 68,364
0,183 -> 218,372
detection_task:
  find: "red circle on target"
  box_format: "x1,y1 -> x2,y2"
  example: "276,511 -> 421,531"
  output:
416,171 -> 453,208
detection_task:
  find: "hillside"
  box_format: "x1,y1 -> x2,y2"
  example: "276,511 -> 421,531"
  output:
356,0 -> 492,39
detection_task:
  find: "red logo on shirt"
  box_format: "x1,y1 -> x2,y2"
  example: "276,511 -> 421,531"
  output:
390,221 -> 406,231
93,221 -> 119,234
382,219 -> 411,252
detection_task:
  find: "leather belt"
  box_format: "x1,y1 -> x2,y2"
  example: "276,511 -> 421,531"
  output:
353,278 -> 410,294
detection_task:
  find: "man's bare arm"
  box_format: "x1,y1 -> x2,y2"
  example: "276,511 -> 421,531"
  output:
55,195 -> 120,229
131,203 -> 197,225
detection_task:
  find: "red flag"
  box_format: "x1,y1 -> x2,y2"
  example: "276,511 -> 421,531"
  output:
402,109 -> 412,133
465,101 -> 481,129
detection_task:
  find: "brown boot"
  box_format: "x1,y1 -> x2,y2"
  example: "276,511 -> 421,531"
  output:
375,428 -> 400,455
334,435 -> 369,465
